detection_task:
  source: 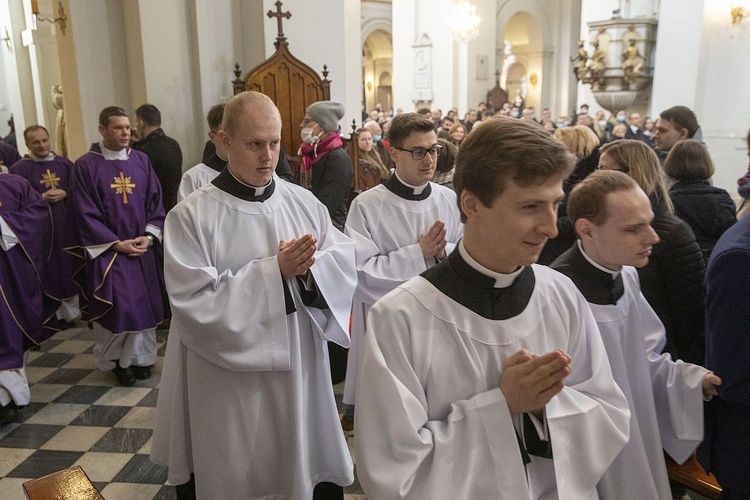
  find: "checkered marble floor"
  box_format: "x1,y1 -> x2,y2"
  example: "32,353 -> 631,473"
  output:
0,326 -> 366,499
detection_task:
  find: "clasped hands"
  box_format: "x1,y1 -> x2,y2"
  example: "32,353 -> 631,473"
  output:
419,220 -> 448,260
500,348 -> 572,418
278,234 -> 317,279
42,188 -> 67,203
114,236 -> 152,257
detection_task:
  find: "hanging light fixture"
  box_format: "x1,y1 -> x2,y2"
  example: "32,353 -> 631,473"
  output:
448,1 -> 481,43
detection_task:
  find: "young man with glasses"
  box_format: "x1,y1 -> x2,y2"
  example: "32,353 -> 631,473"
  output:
340,112 -> 463,435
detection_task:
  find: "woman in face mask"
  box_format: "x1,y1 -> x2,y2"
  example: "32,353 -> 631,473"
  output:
299,101 -> 353,231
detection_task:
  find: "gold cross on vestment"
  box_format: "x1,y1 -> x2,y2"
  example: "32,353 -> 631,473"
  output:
267,1 -> 291,48
40,169 -> 61,190
110,172 -> 135,204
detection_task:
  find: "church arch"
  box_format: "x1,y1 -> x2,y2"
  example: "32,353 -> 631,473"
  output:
362,29 -> 393,114
496,2 -> 549,111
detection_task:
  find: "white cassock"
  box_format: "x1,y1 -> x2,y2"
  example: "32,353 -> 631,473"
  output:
151,172 -> 356,499
355,242 -> 630,500
176,161 -> 222,202
552,242 -> 707,500
343,176 -> 463,406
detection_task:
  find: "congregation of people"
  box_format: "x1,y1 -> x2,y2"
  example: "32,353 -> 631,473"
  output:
1,91 -> 750,499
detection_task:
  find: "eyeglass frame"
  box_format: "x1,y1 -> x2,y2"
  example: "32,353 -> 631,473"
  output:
392,143 -> 442,160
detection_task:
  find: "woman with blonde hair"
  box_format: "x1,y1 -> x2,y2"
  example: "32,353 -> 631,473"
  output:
540,125 -> 601,263
598,139 -> 706,365
448,122 -> 467,148
356,128 -> 391,189
664,139 -> 736,261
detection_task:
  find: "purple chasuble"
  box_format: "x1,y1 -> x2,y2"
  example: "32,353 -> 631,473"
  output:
0,173 -> 59,370
71,144 -> 165,333
0,142 -> 21,169
11,155 -> 79,299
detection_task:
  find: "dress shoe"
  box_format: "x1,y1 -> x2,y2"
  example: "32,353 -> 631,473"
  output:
340,414 -> 354,436
131,365 -> 152,380
0,402 -> 19,426
112,362 -> 136,387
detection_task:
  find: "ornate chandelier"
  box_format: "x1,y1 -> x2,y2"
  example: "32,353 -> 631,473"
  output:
448,1 -> 481,43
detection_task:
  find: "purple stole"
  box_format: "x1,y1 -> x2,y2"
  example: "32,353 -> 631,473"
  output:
10,155 -> 78,299
70,144 -> 165,333
0,174 -> 59,370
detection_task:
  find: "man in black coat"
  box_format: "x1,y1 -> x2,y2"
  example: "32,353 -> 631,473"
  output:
697,214 -> 750,499
133,104 -> 183,212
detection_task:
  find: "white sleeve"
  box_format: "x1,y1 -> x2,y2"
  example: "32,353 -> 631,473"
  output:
0,215 -> 18,250
636,290 -> 707,463
164,207 -> 292,372
544,288 -> 631,499
355,296 -> 532,500
345,201 -> 428,305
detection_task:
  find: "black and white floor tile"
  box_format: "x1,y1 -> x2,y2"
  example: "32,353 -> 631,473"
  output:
0,326 -> 365,499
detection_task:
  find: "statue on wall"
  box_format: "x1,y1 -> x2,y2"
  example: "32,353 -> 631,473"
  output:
51,85 -> 68,159
621,38 -> 644,86
570,40 -> 589,81
588,39 -> 606,89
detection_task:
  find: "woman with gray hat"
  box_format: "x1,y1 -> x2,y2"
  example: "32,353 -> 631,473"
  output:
299,101 -> 353,231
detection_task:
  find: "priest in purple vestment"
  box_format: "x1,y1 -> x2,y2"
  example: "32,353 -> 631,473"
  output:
69,106 -> 165,387
11,125 -> 79,323
0,141 -> 21,172
0,172 -> 60,424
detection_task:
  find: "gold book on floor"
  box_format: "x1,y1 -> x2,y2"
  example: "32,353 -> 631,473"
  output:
22,465 -> 104,500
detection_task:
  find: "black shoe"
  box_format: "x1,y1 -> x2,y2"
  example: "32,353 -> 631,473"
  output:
131,365 -> 152,380
0,402 -> 19,426
112,362 -> 136,386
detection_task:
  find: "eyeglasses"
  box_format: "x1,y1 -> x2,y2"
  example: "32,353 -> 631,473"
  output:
393,144 -> 442,160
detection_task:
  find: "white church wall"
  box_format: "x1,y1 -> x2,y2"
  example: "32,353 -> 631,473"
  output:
261,0 -> 362,138
465,0 -> 496,116
132,1 -> 202,170
0,0 -> 25,153
391,0 -> 416,112
692,0 -> 750,193
65,0 -> 131,153
651,0 -> 704,115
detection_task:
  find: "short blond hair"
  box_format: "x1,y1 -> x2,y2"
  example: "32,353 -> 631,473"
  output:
554,126 -> 599,159
222,91 -> 281,136
568,170 -> 639,226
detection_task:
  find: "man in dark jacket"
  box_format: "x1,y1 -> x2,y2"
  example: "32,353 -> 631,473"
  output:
133,104 -> 183,212
698,214 -> 750,499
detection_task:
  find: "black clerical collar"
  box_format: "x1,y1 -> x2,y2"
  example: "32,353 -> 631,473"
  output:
385,173 -> 432,201
204,153 -> 227,173
421,249 -> 535,320
551,242 -> 624,305
211,167 -> 275,202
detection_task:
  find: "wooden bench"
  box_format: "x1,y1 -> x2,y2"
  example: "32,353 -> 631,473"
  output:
665,453 -> 722,500
22,465 -> 103,500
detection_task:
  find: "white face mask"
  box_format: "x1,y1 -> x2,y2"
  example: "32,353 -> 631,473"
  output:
301,127 -> 320,144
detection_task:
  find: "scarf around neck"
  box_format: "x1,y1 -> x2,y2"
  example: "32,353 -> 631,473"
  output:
299,131 -> 343,189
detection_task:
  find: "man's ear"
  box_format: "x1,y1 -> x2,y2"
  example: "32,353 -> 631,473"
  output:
575,217 -> 596,241
98,124 -> 107,137
678,127 -> 690,140
389,146 -> 398,164
218,129 -> 231,149
460,189 -> 481,220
